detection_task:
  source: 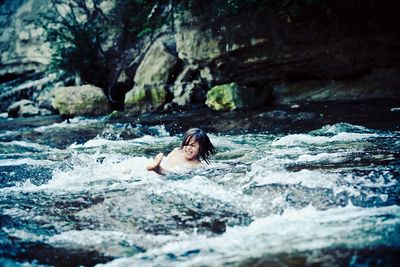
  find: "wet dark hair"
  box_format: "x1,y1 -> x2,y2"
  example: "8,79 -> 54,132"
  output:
181,128 -> 215,164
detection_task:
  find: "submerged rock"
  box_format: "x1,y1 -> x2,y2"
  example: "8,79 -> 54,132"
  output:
52,85 -> 111,117
76,187 -> 251,236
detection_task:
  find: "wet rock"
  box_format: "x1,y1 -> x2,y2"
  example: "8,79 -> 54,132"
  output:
173,2 -> 400,106
258,110 -> 289,120
8,99 -> 41,118
292,112 -> 316,121
98,123 -> 145,140
0,237 -> 112,267
0,114 -> 62,131
0,164 -> 53,188
76,188 -> 252,236
52,85 -> 111,117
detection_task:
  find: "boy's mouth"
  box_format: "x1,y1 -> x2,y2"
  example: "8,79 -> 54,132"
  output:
185,148 -> 194,158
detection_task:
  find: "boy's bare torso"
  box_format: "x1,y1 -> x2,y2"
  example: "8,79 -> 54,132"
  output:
161,148 -> 204,172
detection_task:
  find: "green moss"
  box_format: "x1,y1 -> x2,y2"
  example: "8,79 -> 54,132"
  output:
125,86 -> 166,112
52,86 -> 110,116
206,82 -> 244,111
106,110 -> 126,119
125,88 -> 146,106
206,82 -> 266,111
150,87 -> 166,105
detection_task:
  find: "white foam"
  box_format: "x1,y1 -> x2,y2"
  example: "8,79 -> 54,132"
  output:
2,228 -> 44,243
296,152 -> 346,163
245,167 -> 340,189
150,174 -> 248,207
69,138 -> 129,148
43,155 -> 150,190
99,205 -> 400,267
48,230 -> 140,248
132,134 -> 177,144
0,154 -> 154,193
272,132 -> 377,146
318,123 -> 371,134
0,140 -> 55,151
0,157 -> 55,167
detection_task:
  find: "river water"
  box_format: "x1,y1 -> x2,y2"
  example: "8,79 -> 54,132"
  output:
0,117 -> 399,266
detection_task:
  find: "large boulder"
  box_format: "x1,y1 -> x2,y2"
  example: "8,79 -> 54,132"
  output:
52,85 -> 111,116
205,83 -> 265,111
125,38 -> 178,113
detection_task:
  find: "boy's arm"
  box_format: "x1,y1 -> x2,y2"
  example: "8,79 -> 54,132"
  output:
146,153 -> 167,175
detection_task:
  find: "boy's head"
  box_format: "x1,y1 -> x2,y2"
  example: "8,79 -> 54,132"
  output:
181,128 -> 215,164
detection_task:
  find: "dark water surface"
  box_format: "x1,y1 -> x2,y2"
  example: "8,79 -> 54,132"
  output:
0,104 -> 399,266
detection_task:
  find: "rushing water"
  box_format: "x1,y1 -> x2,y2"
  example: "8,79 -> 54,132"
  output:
0,118 -> 399,266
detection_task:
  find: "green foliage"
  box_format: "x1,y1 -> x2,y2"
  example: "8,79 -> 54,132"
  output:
37,0 -> 111,87
37,0 -> 169,88
176,0 -> 327,23
112,0 -> 167,39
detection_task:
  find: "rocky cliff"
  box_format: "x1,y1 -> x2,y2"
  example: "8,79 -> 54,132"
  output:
0,0 -> 53,111
0,0 -> 50,79
1,0 -> 399,115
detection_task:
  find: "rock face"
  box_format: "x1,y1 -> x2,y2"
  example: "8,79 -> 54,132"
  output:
124,0 -> 400,113
170,0 -> 400,106
175,11 -> 224,64
2,0 -> 400,115
0,0 -> 59,114
0,0 -> 51,78
124,38 -> 178,113
52,85 -> 111,116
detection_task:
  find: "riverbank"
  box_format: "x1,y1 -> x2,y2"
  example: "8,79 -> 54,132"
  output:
1,98 -> 399,134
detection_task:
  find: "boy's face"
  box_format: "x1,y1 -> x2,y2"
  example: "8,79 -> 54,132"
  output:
183,137 -> 200,160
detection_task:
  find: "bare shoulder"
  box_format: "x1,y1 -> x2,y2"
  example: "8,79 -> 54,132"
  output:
167,147 -> 180,157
